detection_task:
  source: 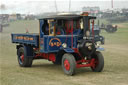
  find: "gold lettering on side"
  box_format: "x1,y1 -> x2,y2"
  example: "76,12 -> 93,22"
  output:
15,36 -> 34,41
49,38 -> 62,47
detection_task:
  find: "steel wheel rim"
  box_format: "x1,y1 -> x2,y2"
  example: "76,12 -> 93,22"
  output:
64,59 -> 70,71
19,53 -> 24,64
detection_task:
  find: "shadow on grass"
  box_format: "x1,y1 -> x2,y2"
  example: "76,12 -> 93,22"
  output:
32,62 -> 99,76
31,61 -> 111,76
32,63 -> 62,72
32,63 -> 61,68
75,68 -> 97,76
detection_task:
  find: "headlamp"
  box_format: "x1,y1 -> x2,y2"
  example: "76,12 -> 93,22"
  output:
62,43 -> 67,48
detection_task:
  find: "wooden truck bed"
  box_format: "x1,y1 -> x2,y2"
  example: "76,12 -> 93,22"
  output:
11,33 -> 39,47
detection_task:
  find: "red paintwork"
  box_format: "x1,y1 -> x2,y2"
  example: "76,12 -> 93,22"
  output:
76,58 -> 96,68
91,59 -> 98,69
21,54 -> 24,62
72,48 -> 97,68
71,21 -> 73,48
64,59 -> 70,71
57,31 -> 61,35
65,21 -> 72,34
56,29 -> 61,35
73,48 -> 80,54
34,53 -> 56,62
34,48 -> 97,69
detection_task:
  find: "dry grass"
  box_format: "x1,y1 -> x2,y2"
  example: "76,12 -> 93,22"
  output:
0,20 -> 128,85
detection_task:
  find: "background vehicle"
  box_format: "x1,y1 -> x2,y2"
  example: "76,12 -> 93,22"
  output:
98,20 -> 118,33
11,13 -> 104,75
0,14 -> 9,32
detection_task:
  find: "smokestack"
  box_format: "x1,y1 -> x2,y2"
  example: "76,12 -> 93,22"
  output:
55,0 -> 58,12
111,0 -> 113,8
69,0 -> 71,12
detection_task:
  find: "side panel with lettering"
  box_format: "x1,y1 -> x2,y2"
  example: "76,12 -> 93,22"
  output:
48,37 -> 62,52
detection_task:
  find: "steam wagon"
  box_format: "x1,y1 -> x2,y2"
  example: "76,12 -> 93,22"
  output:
11,13 -> 104,75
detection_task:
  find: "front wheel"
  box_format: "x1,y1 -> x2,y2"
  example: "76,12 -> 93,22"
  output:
91,51 -> 104,72
62,53 -> 76,76
17,47 -> 33,67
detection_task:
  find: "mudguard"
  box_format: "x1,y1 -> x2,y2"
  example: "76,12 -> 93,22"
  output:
23,45 -> 34,57
60,47 -> 74,53
17,44 -> 34,58
54,48 -> 75,64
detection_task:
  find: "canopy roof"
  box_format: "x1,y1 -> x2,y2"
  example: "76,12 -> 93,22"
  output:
39,14 -> 81,20
39,14 -> 96,20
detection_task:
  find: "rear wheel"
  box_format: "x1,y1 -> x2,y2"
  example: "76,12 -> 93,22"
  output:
62,53 -> 76,76
91,51 -> 104,72
17,47 -> 33,67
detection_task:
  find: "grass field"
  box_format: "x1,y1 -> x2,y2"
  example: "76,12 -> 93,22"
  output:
0,20 -> 128,85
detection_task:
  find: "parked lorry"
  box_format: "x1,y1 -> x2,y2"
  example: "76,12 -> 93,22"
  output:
11,13 -> 104,75
0,14 -> 9,32
100,23 -> 117,33
97,20 -> 118,33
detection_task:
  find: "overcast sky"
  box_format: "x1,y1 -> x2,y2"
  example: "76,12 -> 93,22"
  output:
1,0 -> 128,14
